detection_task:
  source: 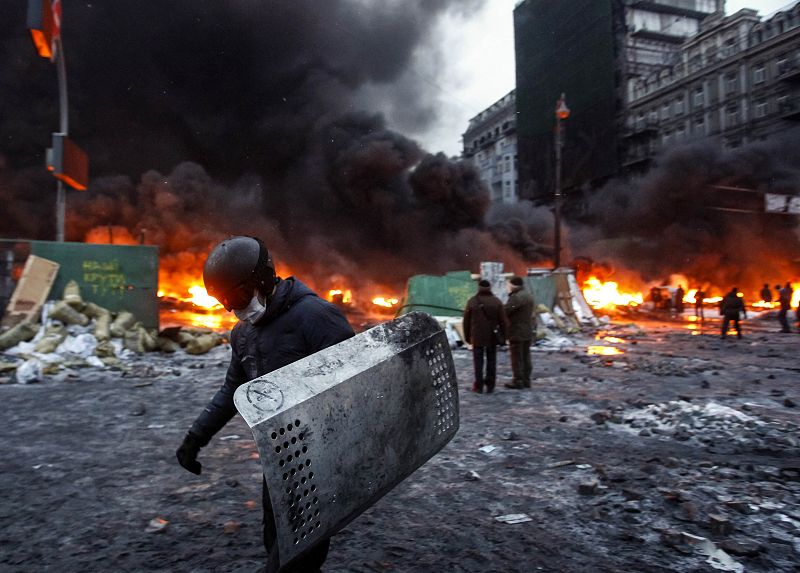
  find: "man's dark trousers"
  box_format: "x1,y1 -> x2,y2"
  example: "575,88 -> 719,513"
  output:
721,316 -> 742,339
509,340 -> 532,387
472,345 -> 497,392
779,309 -> 790,332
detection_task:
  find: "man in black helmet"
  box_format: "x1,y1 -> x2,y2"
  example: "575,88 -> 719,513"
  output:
175,236 -> 354,573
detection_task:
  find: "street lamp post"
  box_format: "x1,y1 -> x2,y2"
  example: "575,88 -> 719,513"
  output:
28,0 -> 87,242
554,93 -> 570,269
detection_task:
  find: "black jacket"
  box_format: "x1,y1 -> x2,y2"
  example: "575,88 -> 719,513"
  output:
720,292 -> 745,318
190,277 -> 355,445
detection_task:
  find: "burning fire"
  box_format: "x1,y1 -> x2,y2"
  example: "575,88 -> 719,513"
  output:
327,289 -> 353,304
582,277 -> 643,309
372,296 -> 399,308
683,290 -> 722,305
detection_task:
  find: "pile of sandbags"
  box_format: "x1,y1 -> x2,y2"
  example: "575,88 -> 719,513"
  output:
0,281 -> 227,383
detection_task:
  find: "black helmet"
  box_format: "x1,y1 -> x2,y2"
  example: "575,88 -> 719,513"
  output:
203,236 -> 276,310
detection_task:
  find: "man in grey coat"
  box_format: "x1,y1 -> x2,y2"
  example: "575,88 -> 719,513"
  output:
503,276 -> 535,389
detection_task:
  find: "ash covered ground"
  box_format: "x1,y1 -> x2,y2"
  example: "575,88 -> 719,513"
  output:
1,313 -> 799,573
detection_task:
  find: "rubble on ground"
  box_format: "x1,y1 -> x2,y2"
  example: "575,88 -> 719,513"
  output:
0,280 -> 228,384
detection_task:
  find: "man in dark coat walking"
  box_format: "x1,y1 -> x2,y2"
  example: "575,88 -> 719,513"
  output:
778,282 -> 793,333
720,287 -> 746,339
463,279 -> 508,394
503,276 -> 534,390
175,236 -> 354,573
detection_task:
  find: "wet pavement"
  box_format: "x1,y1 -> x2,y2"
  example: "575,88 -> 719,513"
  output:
1,311 -> 798,572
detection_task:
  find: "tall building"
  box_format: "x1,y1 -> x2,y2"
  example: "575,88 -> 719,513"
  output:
462,90 -> 519,204
623,4 -> 800,167
513,0 -> 724,203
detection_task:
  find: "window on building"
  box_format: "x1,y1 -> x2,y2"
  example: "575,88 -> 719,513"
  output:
693,87 -> 704,108
663,130 -> 672,145
661,103 -> 670,120
636,114 -> 645,129
755,99 -> 768,118
725,72 -> 738,94
721,37 -> 736,58
777,53 -> 789,75
675,97 -> 685,115
726,104 -> 740,126
676,126 -> 686,140
648,109 -> 658,123
694,117 -> 705,136
753,64 -> 766,84
690,54 -> 702,72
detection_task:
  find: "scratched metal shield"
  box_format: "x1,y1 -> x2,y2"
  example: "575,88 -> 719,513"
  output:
233,311 -> 459,569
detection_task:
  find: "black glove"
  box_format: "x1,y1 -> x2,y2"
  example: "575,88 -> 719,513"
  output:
176,432 -> 203,475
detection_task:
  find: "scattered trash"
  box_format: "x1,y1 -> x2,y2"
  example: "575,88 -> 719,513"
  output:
494,513 -> 532,524
501,431 -> 518,441
145,517 -> 168,533
478,445 -> 497,454
146,424 -> 165,429
464,470 -> 481,481
223,520 -> 241,535
219,435 -> 241,441
547,459 -> 575,469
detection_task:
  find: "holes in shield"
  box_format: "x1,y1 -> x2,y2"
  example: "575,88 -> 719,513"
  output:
271,417 -> 321,546
427,342 -> 457,436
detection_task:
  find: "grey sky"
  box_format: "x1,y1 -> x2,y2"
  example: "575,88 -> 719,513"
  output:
415,0 -> 793,156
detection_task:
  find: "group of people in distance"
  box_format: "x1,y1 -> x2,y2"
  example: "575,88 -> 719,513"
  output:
759,282 -> 797,333
462,276 -> 533,393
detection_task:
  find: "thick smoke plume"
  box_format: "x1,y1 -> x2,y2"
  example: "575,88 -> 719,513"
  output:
0,0 -> 531,296
569,132 -> 800,295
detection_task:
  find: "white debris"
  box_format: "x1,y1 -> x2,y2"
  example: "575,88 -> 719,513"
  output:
16,359 -> 43,384
478,445 -> 497,454
494,513 -> 533,524
56,333 -> 98,357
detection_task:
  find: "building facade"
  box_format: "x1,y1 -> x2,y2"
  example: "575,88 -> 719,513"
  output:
623,3 -> 800,167
462,90 -> 519,204
513,0 -> 724,202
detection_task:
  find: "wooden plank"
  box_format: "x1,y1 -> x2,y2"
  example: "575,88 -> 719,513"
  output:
1,255 -> 59,328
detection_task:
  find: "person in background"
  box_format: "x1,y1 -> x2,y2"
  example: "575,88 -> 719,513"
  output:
695,287 -> 706,319
675,285 -> 685,314
463,280 -> 508,394
720,287 -> 746,339
778,282 -> 793,333
503,276 -> 534,390
760,283 -> 773,304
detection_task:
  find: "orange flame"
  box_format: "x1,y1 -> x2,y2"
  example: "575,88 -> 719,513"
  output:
582,277 -> 643,309
372,296 -> 399,308
327,289 -> 352,304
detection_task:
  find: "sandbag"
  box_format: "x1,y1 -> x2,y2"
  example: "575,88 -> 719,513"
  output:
124,325 -> 158,353
185,333 -> 220,355
157,337 -> 180,353
94,312 -> 112,341
95,339 -> 116,358
48,301 -> 89,326
34,325 -> 68,354
176,331 -> 196,348
63,280 -> 84,309
110,312 -> 136,337
83,302 -> 110,319
0,322 -> 39,351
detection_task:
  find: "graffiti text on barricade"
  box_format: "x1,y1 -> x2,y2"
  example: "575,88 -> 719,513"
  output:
82,260 -> 127,297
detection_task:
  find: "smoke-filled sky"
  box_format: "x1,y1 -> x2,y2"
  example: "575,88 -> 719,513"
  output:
1,0 -> 798,298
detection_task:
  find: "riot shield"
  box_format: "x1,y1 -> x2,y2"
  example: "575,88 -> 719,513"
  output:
233,312 -> 459,569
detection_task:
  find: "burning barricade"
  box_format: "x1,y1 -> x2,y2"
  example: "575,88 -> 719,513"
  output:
0,280 -> 226,384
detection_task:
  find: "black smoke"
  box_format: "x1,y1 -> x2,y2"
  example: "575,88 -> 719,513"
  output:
1,0 -> 535,292
569,132 -> 800,294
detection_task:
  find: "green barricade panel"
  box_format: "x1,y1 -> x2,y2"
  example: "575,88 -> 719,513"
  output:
30,241 -> 159,328
399,271 -> 475,317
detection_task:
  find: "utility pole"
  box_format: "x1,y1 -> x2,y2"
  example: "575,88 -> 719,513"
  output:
28,0 -> 88,242
554,93 -> 570,269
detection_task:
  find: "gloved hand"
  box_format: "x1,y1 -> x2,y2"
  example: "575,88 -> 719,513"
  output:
176,432 -> 203,475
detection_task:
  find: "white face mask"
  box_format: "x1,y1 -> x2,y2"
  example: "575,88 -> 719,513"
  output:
233,293 -> 267,324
